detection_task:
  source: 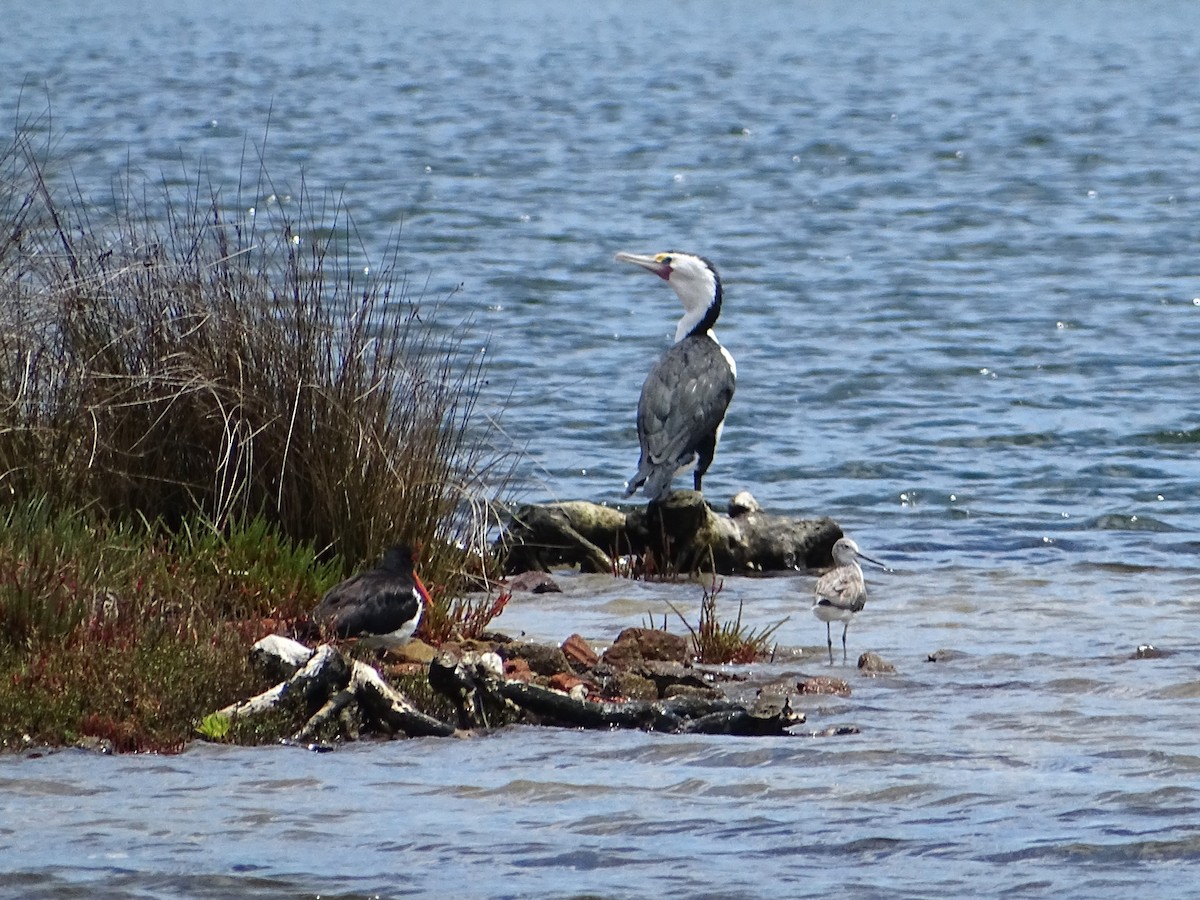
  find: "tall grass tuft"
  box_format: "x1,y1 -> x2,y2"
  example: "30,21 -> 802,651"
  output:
669,576 -> 788,665
0,121 -> 514,588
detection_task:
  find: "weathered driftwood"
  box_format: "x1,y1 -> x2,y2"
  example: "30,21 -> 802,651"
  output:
217,636 -> 451,740
216,643 -> 347,719
428,649 -> 806,736
293,687 -> 358,742
495,490 -> 842,575
250,633 -> 318,681
215,636 -> 808,744
350,660 -> 455,738
428,650 -> 519,730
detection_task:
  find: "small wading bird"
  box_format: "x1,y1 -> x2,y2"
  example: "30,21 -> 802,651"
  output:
614,251 -> 736,501
813,537 -> 888,665
312,544 -> 429,651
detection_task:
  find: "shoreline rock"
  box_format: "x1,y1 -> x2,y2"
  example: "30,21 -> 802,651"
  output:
494,490 -> 842,576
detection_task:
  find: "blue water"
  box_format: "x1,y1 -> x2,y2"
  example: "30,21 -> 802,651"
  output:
3,0 -> 1200,896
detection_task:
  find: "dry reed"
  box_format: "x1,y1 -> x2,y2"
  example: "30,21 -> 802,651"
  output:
0,121 -> 515,587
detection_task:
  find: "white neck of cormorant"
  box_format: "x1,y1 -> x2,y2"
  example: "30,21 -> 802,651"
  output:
671,269 -> 723,343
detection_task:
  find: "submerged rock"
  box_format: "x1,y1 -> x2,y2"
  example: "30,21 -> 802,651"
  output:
797,675 -> 852,697
809,725 -> 861,738
857,651 -> 896,674
926,648 -> 968,663
1132,644 -> 1172,660
506,571 -> 562,593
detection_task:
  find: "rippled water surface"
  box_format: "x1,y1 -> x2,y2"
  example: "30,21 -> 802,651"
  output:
3,0 -> 1200,896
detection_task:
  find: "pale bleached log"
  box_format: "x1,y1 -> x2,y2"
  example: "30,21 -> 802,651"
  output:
214,636 -> 455,740
350,660 -> 456,738
249,634 -> 316,681
216,643 -> 346,719
292,687 -> 358,743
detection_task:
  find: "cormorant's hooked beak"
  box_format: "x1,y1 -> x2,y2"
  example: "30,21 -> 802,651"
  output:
615,251 -> 672,281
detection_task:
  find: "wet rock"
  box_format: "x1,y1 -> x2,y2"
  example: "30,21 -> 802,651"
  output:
486,678 -> 804,736
633,660 -> 723,699
926,648 -> 968,663
387,639 -> 437,664
602,627 -> 690,666
614,671 -> 659,701
503,657 -> 535,683
507,571 -> 562,593
548,672 -> 594,696
1132,644 -> 1172,660
686,695 -> 805,734
561,633 -> 599,670
857,651 -> 896,674
797,675 -> 852,697
663,683 -> 724,701
501,641 -> 570,676
748,693 -> 804,726
808,725 -> 861,737
757,678 -> 797,698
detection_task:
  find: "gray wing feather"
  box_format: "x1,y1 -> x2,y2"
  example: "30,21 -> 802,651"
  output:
814,568 -> 866,613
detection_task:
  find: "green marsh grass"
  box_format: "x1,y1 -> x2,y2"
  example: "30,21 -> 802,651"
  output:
0,121 -> 516,749
0,502 -> 335,750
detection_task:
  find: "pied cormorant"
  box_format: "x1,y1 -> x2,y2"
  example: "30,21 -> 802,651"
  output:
312,544 -> 429,650
812,537 -> 887,664
614,251 -> 736,501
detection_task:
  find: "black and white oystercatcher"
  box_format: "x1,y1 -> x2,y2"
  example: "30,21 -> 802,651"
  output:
614,251 -> 737,502
312,544 -> 429,650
